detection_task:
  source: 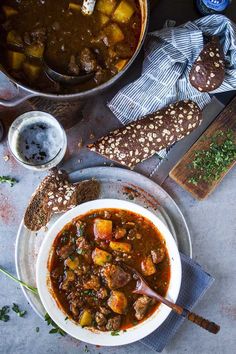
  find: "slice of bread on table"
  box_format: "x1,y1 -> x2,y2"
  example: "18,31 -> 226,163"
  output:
24,169 -> 100,231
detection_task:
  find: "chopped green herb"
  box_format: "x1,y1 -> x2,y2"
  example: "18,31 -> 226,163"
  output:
83,290 -> 93,295
0,306 -> 10,322
84,345 -> 90,352
78,223 -> 85,237
69,255 -> 75,261
64,316 -> 68,321
36,327 -> 40,332
188,129 -> 236,186
0,176 -> 18,187
188,177 -> 198,186
128,194 -> 134,200
111,330 -> 120,336
12,303 -> 27,317
44,313 -> 66,336
77,248 -> 85,255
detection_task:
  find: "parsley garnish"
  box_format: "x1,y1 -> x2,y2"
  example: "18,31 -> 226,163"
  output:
12,303 -> 27,317
188,129 -> 236,186
111,330 -> 120,336
44,313 -> 66,336
36,327 -> 40,333
84,345 -> 90,353
77,222 -> 86,237
77,248 -> 85,255
83,290 -> 93,295
0,306 -> 10,322
0,176 -> 17,187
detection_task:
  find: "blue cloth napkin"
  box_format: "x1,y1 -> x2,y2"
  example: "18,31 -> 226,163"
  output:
108,15 -> 236,125
140,253 -> 214,352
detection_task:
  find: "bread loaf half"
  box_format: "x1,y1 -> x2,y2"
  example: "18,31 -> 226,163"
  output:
189,36 -> 225,92
88,100 -> 202,168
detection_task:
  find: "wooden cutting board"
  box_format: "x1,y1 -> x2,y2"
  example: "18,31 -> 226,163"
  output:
169,96 -> 236,200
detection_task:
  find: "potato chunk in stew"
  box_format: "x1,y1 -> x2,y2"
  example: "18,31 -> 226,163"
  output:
79,309 -> 93,327
92,247 -> 112,266
112,1 -> 135,23
103,23 -> 125,45
109,241 -> 131,253
107,290 -> 128,314
49,208 -> 170,332
94,219 -> 113,240
96,0 -> 117,16
141,256 -> 156,276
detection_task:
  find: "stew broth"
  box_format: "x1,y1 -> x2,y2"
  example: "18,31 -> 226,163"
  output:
0,0 -> 141,93
49,208 -> 170,332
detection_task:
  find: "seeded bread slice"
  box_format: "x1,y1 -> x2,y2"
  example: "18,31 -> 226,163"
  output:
189,36 -> 225,92
24,169 -> 100,231
88,100 -> 202,168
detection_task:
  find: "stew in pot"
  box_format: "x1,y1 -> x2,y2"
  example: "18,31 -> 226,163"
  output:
48,208 -> 170,332
0,0 -> 141,93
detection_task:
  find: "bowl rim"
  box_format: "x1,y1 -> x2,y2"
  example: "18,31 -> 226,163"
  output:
36,198 -> 182,346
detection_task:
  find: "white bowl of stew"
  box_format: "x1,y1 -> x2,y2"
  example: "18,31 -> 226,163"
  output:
36,199 -> 182,346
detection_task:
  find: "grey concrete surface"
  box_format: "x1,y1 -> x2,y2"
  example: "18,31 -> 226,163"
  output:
1,1 -> 236,351
0,94 -> 235,354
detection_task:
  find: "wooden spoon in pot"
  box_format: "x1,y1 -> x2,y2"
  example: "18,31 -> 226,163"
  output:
125,264 -> 220,334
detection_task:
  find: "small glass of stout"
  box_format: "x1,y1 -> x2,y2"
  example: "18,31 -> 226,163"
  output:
8,111 -> 67,171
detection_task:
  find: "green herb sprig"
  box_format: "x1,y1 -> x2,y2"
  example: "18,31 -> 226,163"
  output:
0,266 -> 38,295
0,266 -> 65,336
12,303 -> 27,317
44,313 -> 66,336
0,306 -> 10,322
188,129 -> 236,186
111,330 -> 120,336
0,176 -> 17,187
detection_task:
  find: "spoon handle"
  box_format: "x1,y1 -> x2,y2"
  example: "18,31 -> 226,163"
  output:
134,290 -> 220,334
184,310 -> 220,334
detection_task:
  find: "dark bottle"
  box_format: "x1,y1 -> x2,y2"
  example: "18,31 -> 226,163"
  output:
196,0 -> 231,15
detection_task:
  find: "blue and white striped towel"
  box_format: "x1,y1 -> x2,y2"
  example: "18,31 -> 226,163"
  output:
108,15 -> 236,125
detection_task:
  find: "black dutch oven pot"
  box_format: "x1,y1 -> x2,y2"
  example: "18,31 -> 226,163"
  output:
0,0 -> 149,107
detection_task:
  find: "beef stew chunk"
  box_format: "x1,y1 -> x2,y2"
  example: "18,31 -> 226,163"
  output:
49,208 -> 170,332
102,264 -> 131,289
106,315 -> 122,331
151,247 -> 166,264
133,295 -> 155,320
0,0 -> 141,94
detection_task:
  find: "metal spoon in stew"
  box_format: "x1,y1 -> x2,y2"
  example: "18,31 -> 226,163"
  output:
82,0 -> 96,15
125,264 -> 220,334
44,60 -> 94,86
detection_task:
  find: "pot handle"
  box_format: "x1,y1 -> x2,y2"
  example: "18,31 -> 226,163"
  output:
0,71 -> 37,107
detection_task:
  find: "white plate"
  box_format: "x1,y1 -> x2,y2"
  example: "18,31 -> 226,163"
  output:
15,167 -> 192,321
